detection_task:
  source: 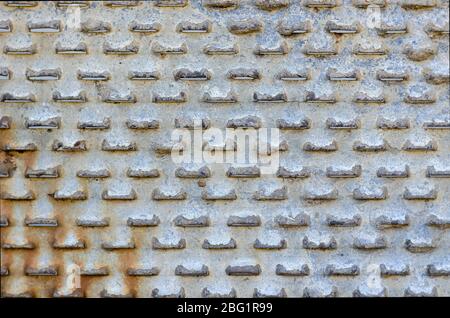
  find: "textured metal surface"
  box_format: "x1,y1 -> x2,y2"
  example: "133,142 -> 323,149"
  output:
0,0 -> 449,298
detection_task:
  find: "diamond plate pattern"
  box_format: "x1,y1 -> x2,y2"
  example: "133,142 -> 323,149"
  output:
0,0 -> 449,298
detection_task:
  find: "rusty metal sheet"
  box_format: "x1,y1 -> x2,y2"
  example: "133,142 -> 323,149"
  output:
0,0 -> 449,298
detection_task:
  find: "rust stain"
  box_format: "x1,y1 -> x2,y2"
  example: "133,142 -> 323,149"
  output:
119,249 -> 138,297
0,201 -> 12,222
80,276 -> 94,297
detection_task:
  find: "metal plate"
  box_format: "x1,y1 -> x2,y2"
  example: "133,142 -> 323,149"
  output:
0,0 -> 449,297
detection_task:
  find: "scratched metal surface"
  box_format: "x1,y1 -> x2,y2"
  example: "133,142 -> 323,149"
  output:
0,0 -> 449,298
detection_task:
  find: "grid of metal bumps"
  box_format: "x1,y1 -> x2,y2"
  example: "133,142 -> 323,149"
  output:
0,0 -> 449,298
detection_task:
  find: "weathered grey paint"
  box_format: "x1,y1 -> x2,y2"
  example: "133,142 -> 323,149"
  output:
0,0 -> 449,297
